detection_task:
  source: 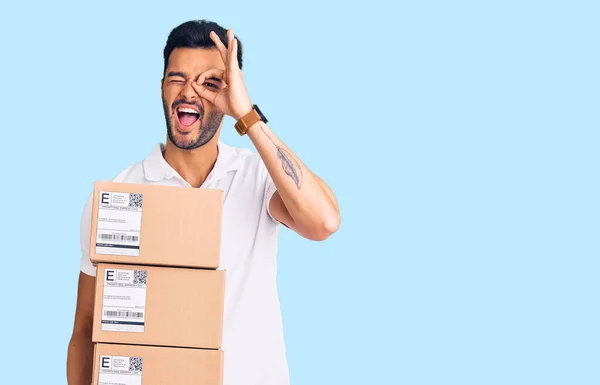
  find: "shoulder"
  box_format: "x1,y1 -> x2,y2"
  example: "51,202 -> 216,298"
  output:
80,156 -> 147,223
222,141 -> 256,164
230,143 -> 269,172
79,145 -> 162,263
219,142 -> 278,225
220,141 -> 270,181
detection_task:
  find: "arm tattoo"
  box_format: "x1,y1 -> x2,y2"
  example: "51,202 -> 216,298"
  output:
261,125 -> 303,189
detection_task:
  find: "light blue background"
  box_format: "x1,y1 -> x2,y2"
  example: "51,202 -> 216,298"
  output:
0,1 -> 598,384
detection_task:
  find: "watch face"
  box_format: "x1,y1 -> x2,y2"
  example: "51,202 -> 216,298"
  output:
253,104 -> 268,124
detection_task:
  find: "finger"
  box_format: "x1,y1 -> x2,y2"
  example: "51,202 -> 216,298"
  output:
197,68 -> 226,82
210,31 -> 228,64
192,81 -> 217,104
193,69 -> 227,101
197,68 -> 227,91
226,30 -> 234,69
230,38 -> 240,70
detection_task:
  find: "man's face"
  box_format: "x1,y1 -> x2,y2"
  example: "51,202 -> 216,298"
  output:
161,47 -> 225,150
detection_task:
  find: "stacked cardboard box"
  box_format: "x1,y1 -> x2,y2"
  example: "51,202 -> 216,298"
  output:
88,181 -> 226,385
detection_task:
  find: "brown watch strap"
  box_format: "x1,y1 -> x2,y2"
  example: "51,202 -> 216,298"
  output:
234,109 -> 261,135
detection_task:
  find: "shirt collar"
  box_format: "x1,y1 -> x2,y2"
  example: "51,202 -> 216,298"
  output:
142,140 -> 241,185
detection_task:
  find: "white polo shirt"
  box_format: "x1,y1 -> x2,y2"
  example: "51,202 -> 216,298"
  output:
79,140 -> 290,385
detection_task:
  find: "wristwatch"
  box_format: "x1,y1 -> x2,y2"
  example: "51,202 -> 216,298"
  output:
234,105 -> 268,135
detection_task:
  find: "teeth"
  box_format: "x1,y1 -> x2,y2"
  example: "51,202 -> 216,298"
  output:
178,107 -> 199,114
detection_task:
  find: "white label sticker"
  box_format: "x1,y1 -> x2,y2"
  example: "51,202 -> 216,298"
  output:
98,355 -> 143,385
102,268 -> 147,333
95,191 -> 144,257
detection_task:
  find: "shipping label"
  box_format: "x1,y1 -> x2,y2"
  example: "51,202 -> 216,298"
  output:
95,191 -> 144,257
101,268 -> 147,333
98,355 -> 143,385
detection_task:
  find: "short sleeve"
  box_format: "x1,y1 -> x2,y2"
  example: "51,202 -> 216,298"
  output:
79,193 -> 97,277
264,174 -> 278,224
255,155 -> 279,225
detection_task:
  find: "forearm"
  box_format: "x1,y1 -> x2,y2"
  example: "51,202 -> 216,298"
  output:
247,121 -> 340,237
67,328 -> 94,385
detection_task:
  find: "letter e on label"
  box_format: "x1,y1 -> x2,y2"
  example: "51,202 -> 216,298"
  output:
101,356 -> 111,369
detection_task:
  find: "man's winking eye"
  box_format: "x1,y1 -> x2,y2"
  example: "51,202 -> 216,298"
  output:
167,71 -> 186,84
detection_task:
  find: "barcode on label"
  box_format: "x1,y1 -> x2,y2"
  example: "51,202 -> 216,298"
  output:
99,234 -> 139,242
104,310 -> 144,318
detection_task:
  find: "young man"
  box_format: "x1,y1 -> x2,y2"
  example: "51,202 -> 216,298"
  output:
66,20 -> 340,385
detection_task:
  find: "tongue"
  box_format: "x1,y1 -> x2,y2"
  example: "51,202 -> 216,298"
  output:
180,112 -> 199,126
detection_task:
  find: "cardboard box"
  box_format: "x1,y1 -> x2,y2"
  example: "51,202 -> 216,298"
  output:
93,263 -> 225,349
89,181 -> 222,269
92,343 -> 224,385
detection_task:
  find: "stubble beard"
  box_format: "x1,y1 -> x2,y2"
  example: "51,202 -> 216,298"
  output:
162,97 -> 224,150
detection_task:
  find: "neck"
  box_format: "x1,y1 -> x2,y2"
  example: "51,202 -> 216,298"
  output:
163,137 -> 219,188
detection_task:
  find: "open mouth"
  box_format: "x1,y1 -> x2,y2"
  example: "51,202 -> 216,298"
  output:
176,106 -> 200,130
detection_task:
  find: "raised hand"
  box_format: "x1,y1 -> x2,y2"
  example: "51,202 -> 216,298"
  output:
192,29 -> 253,121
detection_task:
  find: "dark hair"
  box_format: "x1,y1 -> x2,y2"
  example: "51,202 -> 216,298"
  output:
163,20 -> 243,76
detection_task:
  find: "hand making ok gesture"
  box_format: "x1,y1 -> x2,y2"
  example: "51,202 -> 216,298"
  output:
192,29 -> 254,121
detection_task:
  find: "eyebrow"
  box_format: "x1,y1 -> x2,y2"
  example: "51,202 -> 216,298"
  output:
166,71 -> 187,78
206,77 -> 223,84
